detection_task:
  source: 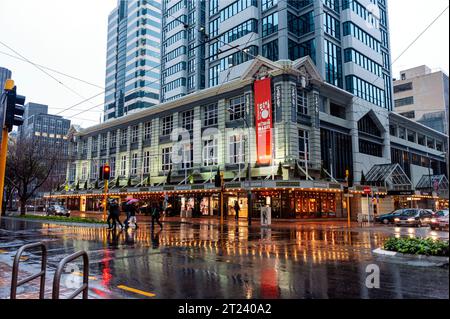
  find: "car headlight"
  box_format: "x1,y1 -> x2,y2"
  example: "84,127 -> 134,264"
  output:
394,218 -> 400,222
431,218 -> 437,223
407,218 -> 415,222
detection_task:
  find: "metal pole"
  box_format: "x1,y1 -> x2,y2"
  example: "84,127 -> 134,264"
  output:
347,195 -> 351,227
102,179 -> 108,221
0,128 -> 9,217
246,120 -> 252,226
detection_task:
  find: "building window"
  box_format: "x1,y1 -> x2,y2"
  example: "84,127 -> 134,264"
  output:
92,137 -> 98,153
90,160 -> 98,180
229,96 -> 245,121
398,127 -> 406,139
110,131 -> 117,148
359,139 -> 382,157
324,40 -> 342,88
181,143 -> 193,169
407,130 -> 416,143
323,13 -> 340,39
399,111 -> 415,119
417,134 -> 425,146
298,129 -> 309,167
209,65 -> 220,87
395,96 -> 414,107
262,40 -> 279,61
131,125 -> 139,143
120,155 -> 127,176
262,0 -> 278,11
162,147 -> 172,171
81,163 -> 87,181
109,157 -> 116,178
161,115 -> 174,136
144,122 -> 152,141
182,110 -> 194,131
262,12 -> 278,37
130,153 -> 138,176
203,138 -> 218,166
297,90 -> 308,115
143,151 -> 151,175
229,135 -> 245,164
204,103 -> 218,127
101,134 -> 107,150
393,82 -> 413,93
120,129 -> 127,146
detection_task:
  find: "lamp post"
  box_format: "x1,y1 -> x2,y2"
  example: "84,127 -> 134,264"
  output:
227,108 -> 252,226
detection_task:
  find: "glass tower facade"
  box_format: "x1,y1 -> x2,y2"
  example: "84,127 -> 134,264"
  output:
104,0 -> 162,121
160,0 -> 393,111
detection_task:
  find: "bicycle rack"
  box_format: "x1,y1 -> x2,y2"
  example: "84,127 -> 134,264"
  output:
10,242 -> 48,299
52,251 -> 89,299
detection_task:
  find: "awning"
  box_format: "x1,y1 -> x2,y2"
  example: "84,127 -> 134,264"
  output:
365,164 -> 412,191
416,175 -> 449,198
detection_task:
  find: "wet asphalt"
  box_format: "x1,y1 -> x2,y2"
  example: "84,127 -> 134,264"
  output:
0,217 -> 448,299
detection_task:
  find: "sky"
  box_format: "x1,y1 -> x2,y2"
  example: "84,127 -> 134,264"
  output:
0,0 -> 449,128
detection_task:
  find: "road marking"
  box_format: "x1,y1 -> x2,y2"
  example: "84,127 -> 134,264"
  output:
117,285 -> 156,297
73,272 -> 98,280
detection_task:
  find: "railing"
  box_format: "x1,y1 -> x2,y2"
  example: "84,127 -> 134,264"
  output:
52,251 -> 89,299
10,242 -> 47,299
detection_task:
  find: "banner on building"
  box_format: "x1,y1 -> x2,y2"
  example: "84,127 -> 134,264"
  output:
254,78 -> 273,165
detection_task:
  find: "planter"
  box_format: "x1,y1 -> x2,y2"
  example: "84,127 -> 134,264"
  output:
373,248 -> 449,267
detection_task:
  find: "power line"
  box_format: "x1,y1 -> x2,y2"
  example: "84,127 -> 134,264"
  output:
0,50 -> 104,89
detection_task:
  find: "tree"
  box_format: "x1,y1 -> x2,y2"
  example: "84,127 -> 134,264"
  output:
5,137 -> 61,215
94,180 -> 99,189
115,177 -> 120,188
277,162 -> 283,178
293,161 -> 301,178
127,177 -> 132,187
166,169 -> 172,184
84,181 -> 88,190
75,180 -> 80,190
145,175 -> 151,186
360,171 -> 367,185
320,164 -> 327,180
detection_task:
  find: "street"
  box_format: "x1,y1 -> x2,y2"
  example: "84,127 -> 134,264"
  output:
0,217 -> 448,299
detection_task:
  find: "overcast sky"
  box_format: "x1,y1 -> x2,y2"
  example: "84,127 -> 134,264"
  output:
0,0 -> 448,128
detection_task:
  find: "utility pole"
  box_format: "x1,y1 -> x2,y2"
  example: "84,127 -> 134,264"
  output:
0,80 -> 25,217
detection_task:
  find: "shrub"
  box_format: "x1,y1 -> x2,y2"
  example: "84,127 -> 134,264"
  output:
384,237 -> 449,257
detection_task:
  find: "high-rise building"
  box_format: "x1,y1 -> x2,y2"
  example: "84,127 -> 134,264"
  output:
104,0 -> 162,121
0,67 -> 12,93
160,0 -> 393,112
393,65 -> 449,135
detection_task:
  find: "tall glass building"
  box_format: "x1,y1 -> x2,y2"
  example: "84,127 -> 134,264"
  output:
104,0 -> 162,121
160,0 -> 393,111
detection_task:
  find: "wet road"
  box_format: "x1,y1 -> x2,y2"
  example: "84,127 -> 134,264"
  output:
0,217 -> 448,299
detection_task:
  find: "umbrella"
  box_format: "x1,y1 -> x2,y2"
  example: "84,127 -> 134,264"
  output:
127,199 -> 140,204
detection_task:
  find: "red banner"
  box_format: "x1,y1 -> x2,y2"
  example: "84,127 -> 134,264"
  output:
254,78 -> 273,165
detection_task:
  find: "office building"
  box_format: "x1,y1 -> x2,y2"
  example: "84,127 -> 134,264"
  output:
104,0 -> 162,121
393,65 -> 449,134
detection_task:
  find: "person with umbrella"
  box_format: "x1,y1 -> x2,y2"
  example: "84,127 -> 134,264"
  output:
124,198 -> 139,229
107,198 -> 123,230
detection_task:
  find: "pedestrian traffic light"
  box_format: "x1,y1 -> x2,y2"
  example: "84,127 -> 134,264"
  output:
103,164 -> 111,180
3,81 -> 25,132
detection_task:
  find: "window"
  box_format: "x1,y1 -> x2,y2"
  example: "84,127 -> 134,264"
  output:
394,82 -> 413,93
90,160 -> 98,180
101,134 -> 107,150
162,147 -> 172,171
203,138 -> 218,166
161,115 -> 174,136
131,153 -> 138,176
398,127 -> 406,139
343,21 -> 380,52
418,134 -> 425,146
182,110 -> 194,131
120,155 -> 127,176
131,125 -> 139,143
144,122 -> 152,141
427,137 -> 435,149
229,135 -> 245,164
345,75 -> 385,108
323,13 -> 340,39
110,131 -> 117,148
220,0 -> 258,22
219,19 -> 258,46
109,157 -> 116,178
395,96 -> 414,107
143,151 -> 151,175
262,0 -> 278,11
262,13 -> 278,37
120,129 -> 127,146
229,96 -> 245,121
344,48 -> 382,77
262,40 -> 279,61
324,40 -> 342,88
297,89 -> 308,115
204,103 -> 218,127
81,163 -> 87,181
181,143 -> 193,169
298,129 -> 309,167
399,111 -> 415,119
92,137 -> 98,153
359,140 -> 383,157
407,130 -> 416,143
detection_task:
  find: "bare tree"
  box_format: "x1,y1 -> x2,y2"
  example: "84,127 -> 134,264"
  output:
5,137 -> 62,215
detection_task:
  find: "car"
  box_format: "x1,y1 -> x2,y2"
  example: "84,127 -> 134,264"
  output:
393,209 -> 433,227
430,210 -> 449,231
376,209 -> 405,224
46,205 -> 70,217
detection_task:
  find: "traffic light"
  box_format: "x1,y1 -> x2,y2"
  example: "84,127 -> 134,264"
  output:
3,83 -> 25,132
99,165 -> 104,181
103,164 -> 111,180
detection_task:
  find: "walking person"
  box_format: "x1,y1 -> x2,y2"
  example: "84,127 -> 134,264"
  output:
234,200 -> 240,221
151,202 -> 163,230
107,199 -> 123,230
128,202 -> 139,229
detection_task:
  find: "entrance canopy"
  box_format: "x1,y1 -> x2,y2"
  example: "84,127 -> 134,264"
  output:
365,164 -> 412,191
416,175 -> 449,197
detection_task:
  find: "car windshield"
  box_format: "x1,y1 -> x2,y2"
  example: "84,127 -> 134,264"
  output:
436,210 -> 449,217
401,210 -> 418,216
54,205 -> 64,210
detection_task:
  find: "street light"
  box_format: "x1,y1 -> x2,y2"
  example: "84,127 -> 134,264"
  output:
227,107 -> 252,226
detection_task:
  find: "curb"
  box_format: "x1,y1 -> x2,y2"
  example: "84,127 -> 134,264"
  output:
373,248 -> 449,267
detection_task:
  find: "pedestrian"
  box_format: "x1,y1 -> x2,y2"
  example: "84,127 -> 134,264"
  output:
124,201 -> 139,229
151,202 -> 163,230
234,200 -> 240,220
107,199 -> 123,230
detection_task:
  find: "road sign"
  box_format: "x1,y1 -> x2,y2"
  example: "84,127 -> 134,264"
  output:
363,186 -> 371,194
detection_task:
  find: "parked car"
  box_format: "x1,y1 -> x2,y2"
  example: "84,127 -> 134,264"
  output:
430,210 -> 449,231
393,209 -> 433,227
376,209 -> 405,224
46,205 -> 70,217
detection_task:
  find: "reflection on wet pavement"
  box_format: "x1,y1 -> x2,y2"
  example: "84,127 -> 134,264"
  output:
0,218 -> 448,299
